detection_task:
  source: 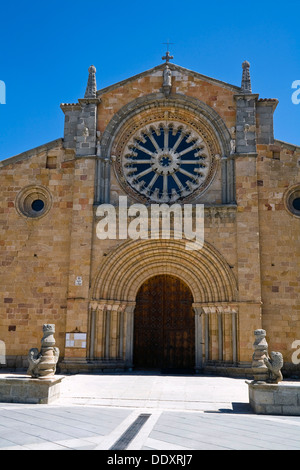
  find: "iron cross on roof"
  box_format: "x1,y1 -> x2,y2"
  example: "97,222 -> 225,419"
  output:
162,41 -> 174,63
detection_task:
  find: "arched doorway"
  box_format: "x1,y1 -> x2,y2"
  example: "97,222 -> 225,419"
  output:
133,274 -> 195,371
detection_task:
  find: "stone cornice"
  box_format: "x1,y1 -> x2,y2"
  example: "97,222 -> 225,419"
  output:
60,103 -> 81,114
60,98 -> 101,114
234,93 -> 259,100
234,152 -> 258,158
78,97 -> 101,105
257,98 -> 279,111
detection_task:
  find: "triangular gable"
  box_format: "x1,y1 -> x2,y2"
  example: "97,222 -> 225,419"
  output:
96,62 -> 242,97
0,138 -> 63,168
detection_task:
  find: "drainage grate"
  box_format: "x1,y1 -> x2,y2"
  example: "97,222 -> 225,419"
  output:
109,413 -> 151,450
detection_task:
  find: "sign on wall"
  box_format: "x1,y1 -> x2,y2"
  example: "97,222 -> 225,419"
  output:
65,333 -> 86,348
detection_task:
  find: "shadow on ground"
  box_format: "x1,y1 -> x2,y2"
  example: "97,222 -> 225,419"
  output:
205,402 -> 253,414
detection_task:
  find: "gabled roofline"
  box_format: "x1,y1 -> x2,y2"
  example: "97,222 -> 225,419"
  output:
96,62 -> 243,97
0,138 -> 63,168
274,139 -> 300,151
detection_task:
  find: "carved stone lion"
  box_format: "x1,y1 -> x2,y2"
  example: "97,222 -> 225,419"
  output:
27,348 -> 41,378
27,324 -> 59,378
263,351 -> 284,383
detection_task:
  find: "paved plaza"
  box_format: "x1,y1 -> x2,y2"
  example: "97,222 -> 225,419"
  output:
1,372 -> 300,450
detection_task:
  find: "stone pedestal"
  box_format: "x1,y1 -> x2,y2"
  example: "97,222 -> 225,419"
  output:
248,381 -> 300,415
0,375 -> 64,404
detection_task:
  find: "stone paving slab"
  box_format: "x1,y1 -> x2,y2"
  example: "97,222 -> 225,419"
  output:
0,405 -> 132,450
58,372 -> 250,411
0,372 -> 300,450
142,411 -> 300,450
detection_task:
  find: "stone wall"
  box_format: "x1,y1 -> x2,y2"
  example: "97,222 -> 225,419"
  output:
257,140 -> 300,370
0,142 -> 73,367
0,62 -> 299,374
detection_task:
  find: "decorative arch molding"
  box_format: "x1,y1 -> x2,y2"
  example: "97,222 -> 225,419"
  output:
101,93 -> 232,157
95,93 -> 235,204
91,238 -> 238,304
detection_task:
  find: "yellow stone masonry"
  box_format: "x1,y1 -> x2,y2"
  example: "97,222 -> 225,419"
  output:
0,63 -> 299,376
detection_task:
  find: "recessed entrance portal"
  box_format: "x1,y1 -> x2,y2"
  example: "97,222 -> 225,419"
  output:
133,274 -> 195,371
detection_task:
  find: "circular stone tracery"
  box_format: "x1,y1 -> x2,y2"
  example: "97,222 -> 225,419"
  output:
151,149 -> 180,175
15,185 -> 52,219
284,184 -> 300,218
121,121 -> 214,203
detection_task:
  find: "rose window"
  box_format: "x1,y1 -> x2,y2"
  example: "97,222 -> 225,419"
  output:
122,122 -> 212,203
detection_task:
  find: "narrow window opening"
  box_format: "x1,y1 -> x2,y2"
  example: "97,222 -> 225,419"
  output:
46,155 -> 57,169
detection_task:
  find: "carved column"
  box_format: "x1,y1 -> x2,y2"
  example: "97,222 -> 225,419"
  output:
95,303 -> 107,359
117,305 -> 126,360
95,156 -> 111,204
204,310 -> 210,362
221,156 -> 236,204
201,305 -> 239,366
109,302 -> 125,360
104,305 -> 111,360
217,308 -> 223,362
124,303 -> 136,368
193,305 -> 203,371
232,309 -> 238,364
88,304 -> 98,360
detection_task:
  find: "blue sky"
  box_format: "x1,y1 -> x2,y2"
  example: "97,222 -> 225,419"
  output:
0,0 -> 299,160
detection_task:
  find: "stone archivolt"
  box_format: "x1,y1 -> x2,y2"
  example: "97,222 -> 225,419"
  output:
92,238 -> 237,304
89,240 -> 238,368
102,93 -> 231,158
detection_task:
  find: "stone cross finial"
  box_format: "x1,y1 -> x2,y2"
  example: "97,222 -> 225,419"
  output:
162,40 -> 174,63
84,65 -> 97,99
162,51 -> 174,63
241,60 -> 252,93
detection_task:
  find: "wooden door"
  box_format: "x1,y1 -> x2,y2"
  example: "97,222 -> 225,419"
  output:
133,275 -> 195,370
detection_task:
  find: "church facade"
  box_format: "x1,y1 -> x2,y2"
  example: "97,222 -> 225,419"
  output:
0,55 -> 299,376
